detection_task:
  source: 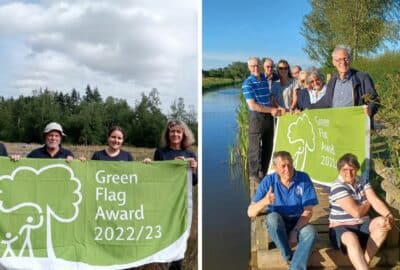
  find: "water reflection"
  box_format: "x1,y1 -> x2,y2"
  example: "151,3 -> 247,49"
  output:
203,87 -> 250,270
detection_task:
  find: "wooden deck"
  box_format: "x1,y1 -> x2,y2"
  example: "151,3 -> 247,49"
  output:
249,180 -> 400,270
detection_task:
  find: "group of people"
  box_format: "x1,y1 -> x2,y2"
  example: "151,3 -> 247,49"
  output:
0,119 -> 198,270
248,151 -> 393,270
243,44 -> 380,183
245,45 -> 390,270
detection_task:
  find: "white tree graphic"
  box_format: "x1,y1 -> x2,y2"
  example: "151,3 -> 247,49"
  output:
287,113 -> 316,171
0,164 -> 82,258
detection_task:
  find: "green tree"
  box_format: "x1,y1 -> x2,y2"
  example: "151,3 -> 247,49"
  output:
301,0 -> 400,65
169,98 -> 198,143
129,89 -> 167,147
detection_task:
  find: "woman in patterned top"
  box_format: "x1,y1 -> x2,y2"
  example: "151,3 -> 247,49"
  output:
329,153 -> 393,270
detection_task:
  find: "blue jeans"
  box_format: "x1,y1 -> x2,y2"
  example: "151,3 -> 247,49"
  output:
266,212 -> 317,270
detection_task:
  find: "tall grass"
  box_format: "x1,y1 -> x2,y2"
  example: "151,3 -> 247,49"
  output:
228,93 -> 249,179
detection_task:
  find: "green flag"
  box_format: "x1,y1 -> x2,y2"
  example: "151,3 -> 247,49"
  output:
272,106 -> 370,185
0,159 -> 192,269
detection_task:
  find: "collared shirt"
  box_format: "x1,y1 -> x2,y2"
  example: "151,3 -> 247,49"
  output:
332,74 -> 353,107
329,175 -> 371,225
242,74 -> 272,109
252,170 -> 319,217
27,145 -> 74,159
310,85 -> 327,104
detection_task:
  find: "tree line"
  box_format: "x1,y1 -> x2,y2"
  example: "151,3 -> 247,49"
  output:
0,86 -> 197,148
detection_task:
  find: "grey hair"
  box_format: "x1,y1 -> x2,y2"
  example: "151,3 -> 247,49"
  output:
263,58 -> 274,65
307,70 -> 324,83
248,57 -> 261,65
272,151 -> 293,165
332,45 -> 352,60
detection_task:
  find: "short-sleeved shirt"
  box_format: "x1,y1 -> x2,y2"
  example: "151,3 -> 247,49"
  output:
329,176 -> 371,224
27,145 -> 74,159
0,143 -> 8,157
242,74 -> 273,109
252,171 -> 319,217
91,149 -> 133,161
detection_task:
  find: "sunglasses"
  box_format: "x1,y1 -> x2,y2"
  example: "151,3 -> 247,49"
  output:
278,67 -> 288,70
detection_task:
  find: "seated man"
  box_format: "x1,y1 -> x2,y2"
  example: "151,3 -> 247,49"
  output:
329,153 -> 393,270
247,151 -> 318,270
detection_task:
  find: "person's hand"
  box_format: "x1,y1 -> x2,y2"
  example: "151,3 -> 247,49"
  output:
143,158 -> 152,163
66,155 -> 74,163
262,186 -> 275,206
186,157 -> 197,171
383,213 -> 394,230
278,107 -> 286,116
78,156 -> 87,161
270,107 -> 279,117
9,154 -> 21,162
174,156 -> 186,161
363,104 -> 370,116
289,230 -> 298,248
292,108 -> 302,115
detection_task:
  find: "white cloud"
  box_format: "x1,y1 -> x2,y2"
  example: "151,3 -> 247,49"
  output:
0,0 -> 198,112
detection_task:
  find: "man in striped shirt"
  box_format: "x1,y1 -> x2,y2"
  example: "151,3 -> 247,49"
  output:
242,57 -> 285,182
329,153 -> 393,270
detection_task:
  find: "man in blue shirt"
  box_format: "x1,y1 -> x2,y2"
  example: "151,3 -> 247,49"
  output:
242,57 -> 285,182
248,151 -> 318,270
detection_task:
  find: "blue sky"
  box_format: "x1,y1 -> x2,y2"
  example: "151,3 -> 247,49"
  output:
0,0 -> 197,112
203,0 -> 316,70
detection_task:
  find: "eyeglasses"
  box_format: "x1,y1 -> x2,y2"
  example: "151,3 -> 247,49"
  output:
249,64 -> 260,68
264,65 -> 273,68
334,57 -> 350,63
300,79 -> 305,83
309,79 -> 321,84
278,67 -> 288,70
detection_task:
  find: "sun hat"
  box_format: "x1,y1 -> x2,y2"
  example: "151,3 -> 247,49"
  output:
43,122 -> 66,136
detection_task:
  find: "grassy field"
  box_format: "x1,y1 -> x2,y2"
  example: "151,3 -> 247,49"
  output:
2,142 -> 198,270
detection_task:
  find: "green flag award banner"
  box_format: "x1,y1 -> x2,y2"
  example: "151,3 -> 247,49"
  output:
271,106 -> 370,186
0,159 -> 192,269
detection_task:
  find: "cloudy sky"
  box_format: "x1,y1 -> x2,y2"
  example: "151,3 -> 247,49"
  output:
0,0 -> 198,112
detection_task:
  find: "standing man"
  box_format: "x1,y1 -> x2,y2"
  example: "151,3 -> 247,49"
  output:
242,57 -> 284,182
248,151 -> 318,270
311,45 -> 380,128
27,122 -> 74,161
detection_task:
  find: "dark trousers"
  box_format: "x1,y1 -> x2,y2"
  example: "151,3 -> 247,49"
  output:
248,111 -> 274,178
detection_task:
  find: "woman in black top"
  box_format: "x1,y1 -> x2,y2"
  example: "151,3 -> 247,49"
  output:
154,119 -> 197,185
92,126 -> 133,161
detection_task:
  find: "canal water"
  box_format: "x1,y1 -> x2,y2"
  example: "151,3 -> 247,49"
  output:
202,86 -> 250,270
